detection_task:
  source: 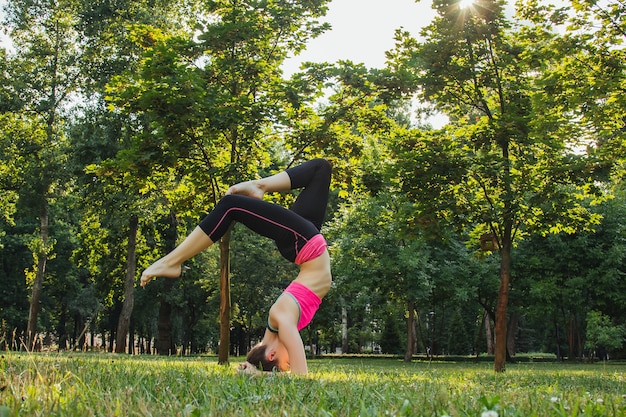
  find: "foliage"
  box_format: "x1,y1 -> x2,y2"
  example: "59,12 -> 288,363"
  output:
385,0 -> 620,371
513,192 -> 626,358
389,0 -> 608,240
584,310 -> 625,356
326,149 -> 489,357
0,227 -> 30,344
517,0 -> 626,181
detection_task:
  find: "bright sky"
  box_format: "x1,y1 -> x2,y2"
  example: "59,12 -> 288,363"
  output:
282,0 -> 438,76
281,0 -> 450,127
0,0 -> 436,70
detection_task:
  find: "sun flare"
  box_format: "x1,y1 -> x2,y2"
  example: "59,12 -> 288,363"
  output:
459,0 -> 474,9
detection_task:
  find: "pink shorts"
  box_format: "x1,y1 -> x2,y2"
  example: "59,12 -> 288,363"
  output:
294,234 -> 327,265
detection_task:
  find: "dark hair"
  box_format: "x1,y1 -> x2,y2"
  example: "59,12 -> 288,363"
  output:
246,344 -> 279,372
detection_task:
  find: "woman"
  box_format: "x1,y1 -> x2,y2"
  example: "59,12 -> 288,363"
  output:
140,159 -> 332,375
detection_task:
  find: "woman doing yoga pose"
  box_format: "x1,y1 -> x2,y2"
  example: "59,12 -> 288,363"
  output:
140,159 -> 332,375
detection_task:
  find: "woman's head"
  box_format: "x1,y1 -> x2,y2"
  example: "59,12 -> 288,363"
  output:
246,344 -> 278,371
246,341 -> 290,372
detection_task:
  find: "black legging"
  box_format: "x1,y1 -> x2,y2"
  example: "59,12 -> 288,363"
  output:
198,159 -> 332,263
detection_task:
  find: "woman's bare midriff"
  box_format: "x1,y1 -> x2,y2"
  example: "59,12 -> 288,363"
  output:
294,250 -> 332,298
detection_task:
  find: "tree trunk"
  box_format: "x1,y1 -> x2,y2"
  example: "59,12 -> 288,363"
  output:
156,211 -> 178,355
115,214 -> 138,353
412,312 -> 418,354
494,232 -> 512,372
474,311 -> 482,357
218,229 -> 232,365
27,201 -> 49,351
341,300 -> 348,353
155,278 -> 176,354
109,326 -> 115,352
404,301 -> 415,362
58,308 -> 68,351
576,318 -> 583,361
567,312 -> 577,361
430,311 -> 437,356
75,318 -> 90,351
416,311 -> 428,357
129,322 -> 135,354
308,329 -> 314,357
507,311 -> 518,358
484,310 -> 494,355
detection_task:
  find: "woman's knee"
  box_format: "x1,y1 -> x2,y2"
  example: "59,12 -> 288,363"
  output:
218,194 -> 245,208
314,158 -> 332,176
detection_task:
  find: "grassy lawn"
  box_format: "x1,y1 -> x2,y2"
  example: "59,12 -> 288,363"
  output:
0,352 -> 624,416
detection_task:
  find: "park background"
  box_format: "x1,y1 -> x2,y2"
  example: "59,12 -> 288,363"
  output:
0,0 -> 625,375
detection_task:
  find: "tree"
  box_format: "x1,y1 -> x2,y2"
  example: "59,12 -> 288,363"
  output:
516,0 -> 625,180
105,1 -> 332,362
0,117 -> 31,345
513,189 -> 626,359
584,310 -> 625,360
1,0 -> 85,349
71,0 -> 198,354
388,0 -> 606,371
327,180 -> 434,359
114,214 -> 138,353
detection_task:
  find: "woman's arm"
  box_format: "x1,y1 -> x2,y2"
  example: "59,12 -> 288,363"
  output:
278,323 -> 307,374
269,297 -> 308,375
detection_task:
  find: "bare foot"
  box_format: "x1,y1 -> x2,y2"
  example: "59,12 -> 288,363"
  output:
140,258 -> 182,287
226,180 -> 265,200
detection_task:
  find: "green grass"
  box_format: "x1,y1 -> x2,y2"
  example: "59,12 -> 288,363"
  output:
0,352 -> 624,416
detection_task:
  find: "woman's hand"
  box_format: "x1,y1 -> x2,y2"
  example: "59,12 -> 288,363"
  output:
238,361 -> 262,375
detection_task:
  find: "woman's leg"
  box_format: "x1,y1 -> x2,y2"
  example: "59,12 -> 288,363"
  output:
140,226 -> 213,286
142,171 -> 293,286
285,159 -> 332,230
222,159 -> 331,233
226,159 -> 332,209
141,194 -> 317,286
226,171 -> 291,198
198,194 -> 319,261
141,159 -> 331,286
